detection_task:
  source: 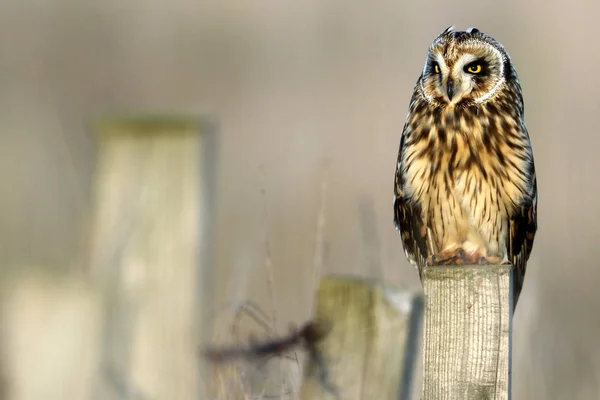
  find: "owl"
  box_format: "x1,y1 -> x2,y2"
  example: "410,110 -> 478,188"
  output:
393,26 -> 537,309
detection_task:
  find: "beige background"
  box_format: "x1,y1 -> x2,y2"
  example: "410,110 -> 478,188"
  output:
1,0 -> 599,398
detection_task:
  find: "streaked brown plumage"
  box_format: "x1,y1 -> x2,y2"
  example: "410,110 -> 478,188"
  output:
393,26 -> 537,310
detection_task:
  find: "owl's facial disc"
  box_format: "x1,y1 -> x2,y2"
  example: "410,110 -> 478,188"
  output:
421,34 -> 506,105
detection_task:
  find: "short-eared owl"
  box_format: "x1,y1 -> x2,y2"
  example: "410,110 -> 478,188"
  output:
393,26 -> 537,309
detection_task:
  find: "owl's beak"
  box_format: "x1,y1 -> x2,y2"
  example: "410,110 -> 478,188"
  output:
446,78 -> 455,101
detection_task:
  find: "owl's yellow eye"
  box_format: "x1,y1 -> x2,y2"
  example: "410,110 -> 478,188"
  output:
466,64 -> 482,74
434,64 -> 440,74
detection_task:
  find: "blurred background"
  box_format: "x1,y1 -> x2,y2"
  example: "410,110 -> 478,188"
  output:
1,0 -> 600,399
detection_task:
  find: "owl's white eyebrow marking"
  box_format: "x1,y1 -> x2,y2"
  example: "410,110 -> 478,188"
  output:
455,53 -> 479,69
435,54 -> 449,70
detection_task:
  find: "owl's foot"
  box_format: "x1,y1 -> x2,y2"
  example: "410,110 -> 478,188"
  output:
429,249 -> 506,266
456,251 -> 506,265
429,248 -> 468,266
481,255 -> 506,265
459,250 -> 488,265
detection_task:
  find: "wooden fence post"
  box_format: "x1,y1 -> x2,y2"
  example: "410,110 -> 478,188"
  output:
421,265 -> 512,400
88,116 -> 217,400
299,275 -> 423,400
1,271 -> 103,400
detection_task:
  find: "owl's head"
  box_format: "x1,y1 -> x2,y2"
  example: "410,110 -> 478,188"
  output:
419,26 -> 514,106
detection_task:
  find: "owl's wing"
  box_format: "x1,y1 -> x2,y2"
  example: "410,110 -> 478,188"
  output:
507,168 -> 537,307
393,122 -> 430,278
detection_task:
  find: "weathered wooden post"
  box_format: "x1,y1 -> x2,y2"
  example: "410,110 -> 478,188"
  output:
88,116 -> 217,400
1,271 -> 103,400
421,264 -> 512,399
299,275 -> 423,400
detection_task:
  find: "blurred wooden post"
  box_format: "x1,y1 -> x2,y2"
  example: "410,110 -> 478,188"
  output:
422,265 -> 512,400
0,298 -> 6,400
1,272 -> 103,400
299,276 -> 423,400
88,116 -> 217,400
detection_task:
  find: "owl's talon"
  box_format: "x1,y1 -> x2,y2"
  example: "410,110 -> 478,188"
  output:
429,248 -> 507,266
429,248 -> 466,266
484,256 -> 505,265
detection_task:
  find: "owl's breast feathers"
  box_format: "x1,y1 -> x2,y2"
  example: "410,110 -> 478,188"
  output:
394,88 -> 537,303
